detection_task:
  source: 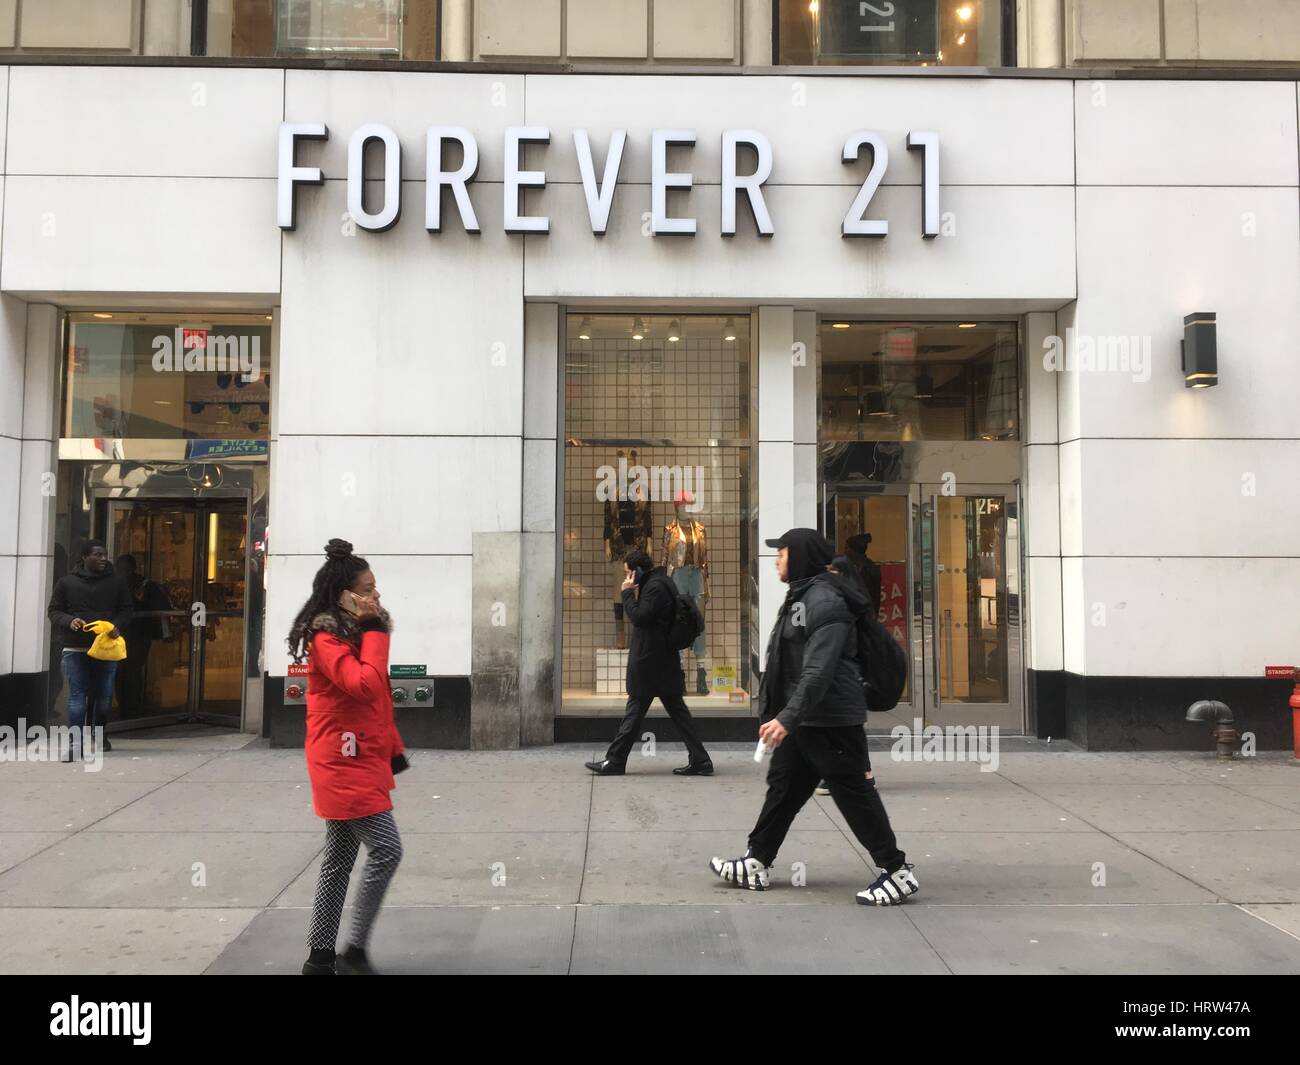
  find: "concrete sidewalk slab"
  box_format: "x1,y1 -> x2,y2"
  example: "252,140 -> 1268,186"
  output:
272,831 -> 588,907
579,829 -> 877,905
906,903 -> 1300,975
818,780 -> 1094,834
207,905 -> 576,975
587,776 -> 838,833
0,831 -> 322,908
0,832 -> 69,874
1026,783 -> 1300,833
91,780 -> 321,833
390,780 -> 592,833
0,779 -> 165,832
1111,830 -> 1300,904
0,907 -> 261,975
570,903 -> 950,975
861,831 -> 1217,904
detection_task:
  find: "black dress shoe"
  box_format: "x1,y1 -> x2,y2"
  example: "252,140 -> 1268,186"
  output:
674,761 -> 714,776
584,759 -> 625,776
336,946 -> 378,975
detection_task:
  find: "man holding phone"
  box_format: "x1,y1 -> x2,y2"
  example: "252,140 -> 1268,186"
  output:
584,549 -> 713,776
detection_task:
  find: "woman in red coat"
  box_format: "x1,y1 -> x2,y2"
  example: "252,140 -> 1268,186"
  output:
287,539 -> 406,975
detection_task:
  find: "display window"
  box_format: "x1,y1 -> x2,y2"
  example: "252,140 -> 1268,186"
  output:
64,313 -> 272,442
561,314 -> 753,710
820,320 -> 1019,442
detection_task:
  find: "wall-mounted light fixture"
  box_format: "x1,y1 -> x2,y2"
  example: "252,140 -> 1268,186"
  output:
1181,311 -> 1217,389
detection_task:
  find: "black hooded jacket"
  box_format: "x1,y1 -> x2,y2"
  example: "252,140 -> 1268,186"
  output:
621,565 -> 685,698
758,531 -> 870,729
47,563 -> 134,651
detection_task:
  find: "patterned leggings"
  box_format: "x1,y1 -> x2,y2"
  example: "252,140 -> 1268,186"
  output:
308,810 -> 404,951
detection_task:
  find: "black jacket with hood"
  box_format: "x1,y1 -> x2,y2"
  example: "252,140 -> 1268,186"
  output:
47,563 -> 134,651
621,564 -> 685,698
758,531 -> 870,730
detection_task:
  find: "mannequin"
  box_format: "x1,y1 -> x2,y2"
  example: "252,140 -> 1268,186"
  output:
603,449 -> 653,650
661,489 -> 709,695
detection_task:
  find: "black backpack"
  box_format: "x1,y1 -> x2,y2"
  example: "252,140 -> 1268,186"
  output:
855,611 -> 909,712
655,576 -> 705,651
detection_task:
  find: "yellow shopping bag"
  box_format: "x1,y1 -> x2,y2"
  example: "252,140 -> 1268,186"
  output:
84,620 -> 127,662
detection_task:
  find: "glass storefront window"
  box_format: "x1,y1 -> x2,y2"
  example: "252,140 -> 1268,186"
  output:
208,0 -> 438,60
778,0 -> 1013,67
820,320 -> 1019,442
562,314 -> 753,710
64,314 -> 272,441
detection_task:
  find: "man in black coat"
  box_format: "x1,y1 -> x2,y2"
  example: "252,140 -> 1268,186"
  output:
845,532 -> 883,617
585,549 -> 713,776
709,528 -> 918,905
47,539 -> 133,757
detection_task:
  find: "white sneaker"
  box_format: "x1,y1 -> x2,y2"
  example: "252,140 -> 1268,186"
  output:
856,864 -> 919,906
710,851 -> 771,891
814,780 -> 831,796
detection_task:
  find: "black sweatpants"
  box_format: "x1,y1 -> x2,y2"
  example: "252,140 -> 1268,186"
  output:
605,692 -> 711,767
748,724 -> 905,873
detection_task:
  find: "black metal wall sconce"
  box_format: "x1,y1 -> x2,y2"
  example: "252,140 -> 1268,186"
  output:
1181,312 -> 1217,389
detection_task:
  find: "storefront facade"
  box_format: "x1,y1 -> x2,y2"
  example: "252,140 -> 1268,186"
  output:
1,62 -> 1298,749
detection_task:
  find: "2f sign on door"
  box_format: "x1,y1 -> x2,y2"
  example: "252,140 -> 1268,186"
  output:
277,124 -> 941,239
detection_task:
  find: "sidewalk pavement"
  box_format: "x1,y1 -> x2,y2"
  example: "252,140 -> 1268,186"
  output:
1,727 -> 1298,975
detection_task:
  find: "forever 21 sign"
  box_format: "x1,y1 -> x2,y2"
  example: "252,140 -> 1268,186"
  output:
276,124 -> 941,240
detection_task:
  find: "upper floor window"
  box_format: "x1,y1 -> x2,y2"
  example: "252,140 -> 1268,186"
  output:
778,0 -> 1014,67
203,0 -> 438,60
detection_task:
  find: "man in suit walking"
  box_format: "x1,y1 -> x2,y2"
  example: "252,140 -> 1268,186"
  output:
584,549 -> 713,776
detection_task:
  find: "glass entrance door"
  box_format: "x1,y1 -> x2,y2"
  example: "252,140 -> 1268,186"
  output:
106,498 -> 248,727
823,482 -> 1023,731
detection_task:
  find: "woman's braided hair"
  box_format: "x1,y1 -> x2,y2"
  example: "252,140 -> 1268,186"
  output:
286,538 -> 370,663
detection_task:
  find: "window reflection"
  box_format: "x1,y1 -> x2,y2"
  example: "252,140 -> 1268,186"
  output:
820,320 -> 1019,442
778,0 -> 1010,67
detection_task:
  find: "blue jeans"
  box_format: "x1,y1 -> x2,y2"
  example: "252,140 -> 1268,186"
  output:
672,565 -> 707,658
62,651 -> 118,731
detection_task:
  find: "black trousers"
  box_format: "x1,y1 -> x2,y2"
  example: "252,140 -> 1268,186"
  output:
748,724 -> 905,873
605,692 -> 711,767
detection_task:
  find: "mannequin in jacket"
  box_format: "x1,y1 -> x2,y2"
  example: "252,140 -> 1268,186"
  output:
661,489 -> 709,695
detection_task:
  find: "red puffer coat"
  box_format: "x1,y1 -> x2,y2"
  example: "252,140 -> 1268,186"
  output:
304,611 -> 405,821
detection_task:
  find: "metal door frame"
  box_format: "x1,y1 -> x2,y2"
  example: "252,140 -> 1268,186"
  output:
918,482 -> 1024,731
104,496 -> 247,728
821,478 -> 1025,733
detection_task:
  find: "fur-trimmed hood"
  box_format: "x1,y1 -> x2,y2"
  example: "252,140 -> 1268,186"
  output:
307,607 -> 392,646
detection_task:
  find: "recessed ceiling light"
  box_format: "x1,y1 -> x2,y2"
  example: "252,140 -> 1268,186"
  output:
958,322 -> 977,329
832,322 -> 851,330
264,314 -> 273,321
957,4 -> 973,22
93,313 -> 113,319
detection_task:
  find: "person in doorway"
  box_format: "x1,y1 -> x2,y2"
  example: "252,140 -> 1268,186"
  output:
710,529 -> 918,905
584,548 -> 713,776
114,554 -> 170,717
288,539 -> 407,975
844,533 -> 883,617
47,540 -> 133,760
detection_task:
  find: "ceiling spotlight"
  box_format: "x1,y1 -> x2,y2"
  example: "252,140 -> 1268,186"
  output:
668,319 -> 681,343
578,316 -> 592,341
632,316 -> 645,341
957,4 -> 973,22
723,317 -> 737,342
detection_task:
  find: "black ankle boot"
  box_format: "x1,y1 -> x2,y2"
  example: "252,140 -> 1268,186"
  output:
302,947 -> 336,975
336,945 -> 378,975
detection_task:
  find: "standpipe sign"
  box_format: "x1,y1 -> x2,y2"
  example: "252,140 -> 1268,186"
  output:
276,124 -> 942,239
